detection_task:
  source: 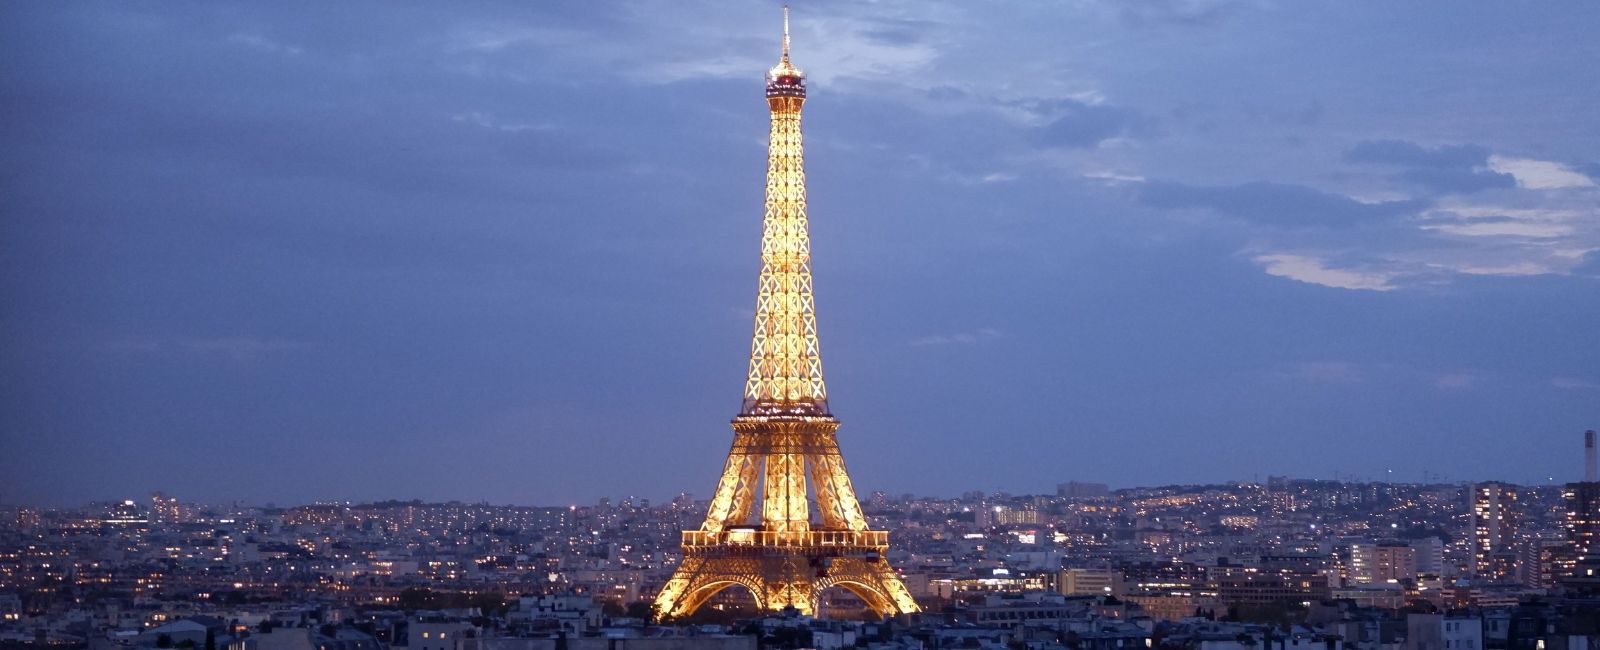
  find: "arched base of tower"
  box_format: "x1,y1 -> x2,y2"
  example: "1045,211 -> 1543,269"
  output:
654,544 -> 919,621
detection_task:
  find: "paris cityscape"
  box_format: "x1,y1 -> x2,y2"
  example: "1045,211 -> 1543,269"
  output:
7,469 -> 1600,650
3,4 -> 1599,650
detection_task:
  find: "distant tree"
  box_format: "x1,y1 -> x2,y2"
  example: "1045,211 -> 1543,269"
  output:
175,640 -> 196,649
257,621 -> 274,633
1396,527 -> 1451,542
205,630 -> 216,650
1401,600 -> 1439,615
398,587 -> 434,610
156,635 -> 173,648
1227,602 -> 1306,626
469,591 -> 507,615
625,601 -> 653,620
765,626 -> 812,650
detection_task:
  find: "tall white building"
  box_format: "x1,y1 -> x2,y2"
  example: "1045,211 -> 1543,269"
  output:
1351,542 -> 1417,584
1471,482 -> 1519,581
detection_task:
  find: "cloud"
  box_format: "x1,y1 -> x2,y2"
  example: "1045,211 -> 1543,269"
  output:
1252,254 -> 1398,291
227,33 -> 303,56
1553,377 -> 1600,390
1343,140 -> 1514,194
1419,211 -> 1573,239
1345,140 -> 1489,169
1435,373 -> 1475,390
1573,251 -> 1600,277
1030,99 -> 1152,149
1140,181 -> 1424,228
1284,361 -> 1363,384
1410,200 -> 1599,277
480,5 -> 946,90
1487,156 -> 1597,190
909,327 -> 1003,346
452,111 -> 553,133
4,1 -> 1599,505
1117,0 -> 1245,27
1084,170 -> 1146,184
1396,168 -> 1516,194
1142,152 -> 1595,286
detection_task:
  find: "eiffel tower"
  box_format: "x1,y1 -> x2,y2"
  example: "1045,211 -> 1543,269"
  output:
652,8 -> 920,620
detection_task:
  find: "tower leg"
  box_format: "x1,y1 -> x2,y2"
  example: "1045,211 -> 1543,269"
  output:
656,551 -> 917,620
817,558 -> 921,617
655,554 -> 772,620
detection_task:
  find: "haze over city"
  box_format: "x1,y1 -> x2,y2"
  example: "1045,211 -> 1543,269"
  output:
4,2 -> 1599,508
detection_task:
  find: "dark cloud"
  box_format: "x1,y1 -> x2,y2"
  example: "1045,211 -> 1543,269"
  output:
924,85 -> 968,102
1397,168 -> 1516,194
1344,139 -> 1515,194
1031,99 -> 1152,149
1257,100 -> 1324,127
1345,140 -> 1489,168
1138,181 -> 1425,228
855,17 -> 939,46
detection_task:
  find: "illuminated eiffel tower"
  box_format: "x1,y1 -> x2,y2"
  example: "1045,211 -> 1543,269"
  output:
652,8 -> 920,620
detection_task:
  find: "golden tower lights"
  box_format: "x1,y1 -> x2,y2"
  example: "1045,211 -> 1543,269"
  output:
653,8 -> 920,620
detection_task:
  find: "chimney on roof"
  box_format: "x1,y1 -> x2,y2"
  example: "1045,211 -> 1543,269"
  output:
1587,430 -> 1597,482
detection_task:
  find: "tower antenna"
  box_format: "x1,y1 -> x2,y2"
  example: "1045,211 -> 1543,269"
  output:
782,5 -> 791,62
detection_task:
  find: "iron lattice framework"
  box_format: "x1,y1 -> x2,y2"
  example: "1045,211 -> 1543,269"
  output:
654,9 -> 919,620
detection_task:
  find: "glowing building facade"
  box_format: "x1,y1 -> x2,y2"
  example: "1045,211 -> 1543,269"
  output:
1559,431 -> 1600,592
1471,481 -> 1519,582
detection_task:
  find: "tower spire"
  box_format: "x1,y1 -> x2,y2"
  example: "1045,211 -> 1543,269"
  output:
768,6 -> 803,85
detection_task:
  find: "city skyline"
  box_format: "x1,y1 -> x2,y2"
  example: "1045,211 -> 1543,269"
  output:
4,3 -> 1599,508
3,470 -> 1594,512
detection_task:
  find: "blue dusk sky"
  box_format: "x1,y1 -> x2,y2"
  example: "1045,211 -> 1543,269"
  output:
2,2 -> 1598,507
